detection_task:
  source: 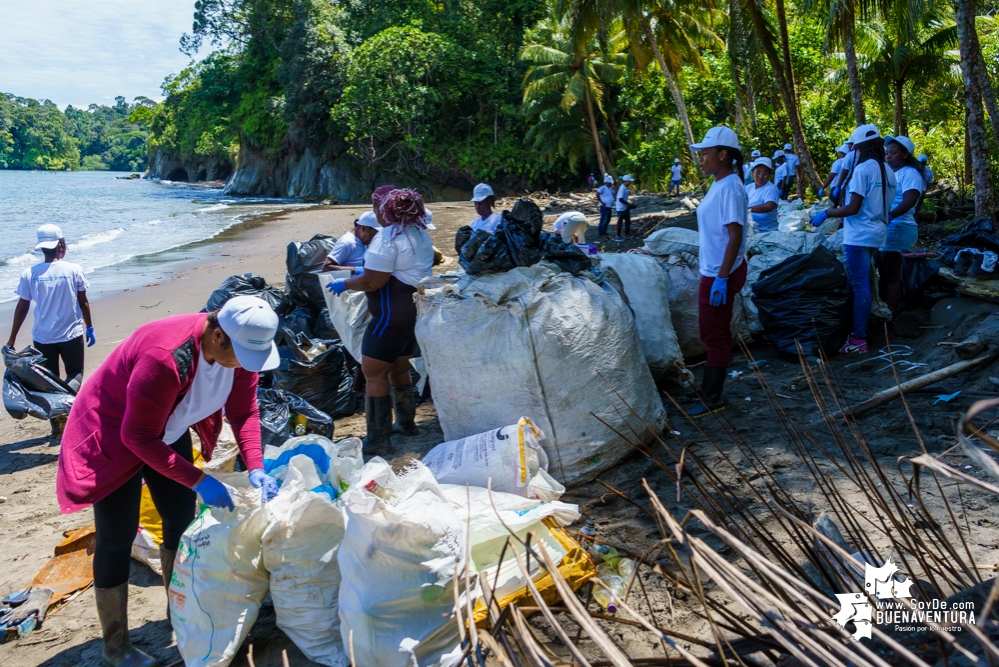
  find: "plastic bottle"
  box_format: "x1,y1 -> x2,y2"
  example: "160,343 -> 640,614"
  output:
617,558 -> 635,582
595,562 -> 618,578
592,574 -> 624,613
294,414 -> 308,436
579,520 -> 596,551
595,545 -> 621,568
364,479 -> 395,501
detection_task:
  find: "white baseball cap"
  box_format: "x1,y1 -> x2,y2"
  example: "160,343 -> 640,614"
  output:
622,174 -> 635,182
471,183 -> 495,202
751,157 -> 773,171
848,123 -> 881,146
35,224 -> 64,250
750,149 -> 761,158
604,173 -> 614,183
424,208 -> 437,230
888,135 -> 915,156
773,150 -> 784,159
690,125 -> 740,151
673,158 -> 680,163
356,211 -> 380,229
217,295 -> 280,372
783,143 -> 792,151
835,144 -> 848,154
917,154 -> 929,162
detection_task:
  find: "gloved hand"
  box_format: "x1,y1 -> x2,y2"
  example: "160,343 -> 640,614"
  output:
709,277 -> 729,307
818,188 -> 825,198
326,279 -> 347,296
248,469 -> 279,503
86,326 -> 96,347
811,210 -> 829,226
194,475 -> 235,511
830,186 -> 839,201
353,266 -> 365,276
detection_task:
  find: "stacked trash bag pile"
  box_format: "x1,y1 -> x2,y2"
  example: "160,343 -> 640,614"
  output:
168,419 -> 594,667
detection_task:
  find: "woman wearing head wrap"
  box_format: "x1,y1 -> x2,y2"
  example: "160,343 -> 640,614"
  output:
327,188 -> 435,455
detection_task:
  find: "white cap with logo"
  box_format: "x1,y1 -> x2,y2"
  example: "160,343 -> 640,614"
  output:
356,211 -> 381,229
888,135 -> 915,156
35,224 -> 64,250
471,183 -> 495,202
690,125 -> 740,151
751,149 -> 761,158
848,124 -> 881,146
622,174 -> 635,182
773,150 -> 785,160
217,295 -> 280,372
603,174 -> 614,183
424,208 -> 437,230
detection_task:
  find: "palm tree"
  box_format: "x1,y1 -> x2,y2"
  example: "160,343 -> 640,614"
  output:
802,0 -> 867,124
855,17 -> 958,135
954,0 -> 995,217
521,17 -> 627,175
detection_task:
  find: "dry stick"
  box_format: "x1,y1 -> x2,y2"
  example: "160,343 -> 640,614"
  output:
247,645 -> 256,667
282,650 -> 291,667
824,351 -> 999,421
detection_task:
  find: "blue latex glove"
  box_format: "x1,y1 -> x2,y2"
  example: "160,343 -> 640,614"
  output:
811,210 -> 829,226
830,186 -> 840,201
353,266 -> 365,276
709,277 -> 728,307
86,326 -> 96,347
326,279 -> 347,296
248,469 -> 279,503
818,188 -> 825,198
194,476 -> 234,511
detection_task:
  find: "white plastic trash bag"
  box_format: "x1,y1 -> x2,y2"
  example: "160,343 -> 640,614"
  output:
596,252 -> 683,378
338,459 -> 466,667
415,262 -> 663,486
169,472 -> 269,667
422,417 -> 565,502
263,456 -> 349,667
263,434 -> 363,496
320,271 -> 370,363
644,227 -> 699,256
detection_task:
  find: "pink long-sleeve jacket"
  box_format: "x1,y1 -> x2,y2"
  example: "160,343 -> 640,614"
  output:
56,312 -> 265,513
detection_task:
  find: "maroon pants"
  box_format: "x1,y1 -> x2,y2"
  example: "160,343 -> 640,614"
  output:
697,261 -> 748,368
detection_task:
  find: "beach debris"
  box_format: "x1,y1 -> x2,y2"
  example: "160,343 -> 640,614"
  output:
933,390 -> 962,404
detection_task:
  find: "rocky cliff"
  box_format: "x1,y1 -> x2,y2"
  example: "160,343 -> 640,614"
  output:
145,148 -> 233,183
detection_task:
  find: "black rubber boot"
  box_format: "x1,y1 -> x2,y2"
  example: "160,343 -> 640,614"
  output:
94,584 -> 160,667
688,366 -> 727,418
391,383 -> 420,436
362,395 -> 394,457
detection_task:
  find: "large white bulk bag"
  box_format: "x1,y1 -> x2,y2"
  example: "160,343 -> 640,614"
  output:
338,459 -> 466,667
596,253 -> 683,378
169,473 -> 270,667
415,263 -> 663,486
263,456 -> 349,667
422,417 -> 564,502
644,227 -> 700,256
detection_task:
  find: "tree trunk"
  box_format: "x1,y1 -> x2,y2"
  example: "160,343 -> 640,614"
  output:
842,13 -> 866,125
728,0 -> 748,131
894,78 -> 907,136
746,76 -> 758,129
584,84 -> 611,175
751,0 -> 822,192
641,17 -> 697,161
729,55 -> 747,130
955,0 -> 996,217
970,26 -> 999,147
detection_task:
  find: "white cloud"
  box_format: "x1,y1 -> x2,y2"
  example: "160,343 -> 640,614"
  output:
0,0 -> 202,108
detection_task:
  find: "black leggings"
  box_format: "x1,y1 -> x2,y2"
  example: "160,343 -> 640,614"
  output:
34,335 -> 85,381
92,431 -> 197,588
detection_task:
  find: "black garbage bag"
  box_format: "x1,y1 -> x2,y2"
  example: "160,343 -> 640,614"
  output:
257,387 -> 333,448
272,333 -> 357,419
314,307 -> 338,341
538,232 -> 592,274
2,346 -> 76,420
203,273 -> 290,313
286,234 -> 336,310
938,217 -> 999,266
752,246 -> 850,357
897,257 -> 958,310
280,307 -> 317,338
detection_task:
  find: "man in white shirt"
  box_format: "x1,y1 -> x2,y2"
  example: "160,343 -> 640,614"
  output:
780,143 -> 800,199
596,174 -> 616,237
743,150 -> 761,184
669,159 -> 682,196
773,151 -> 789,200
6,224 -> 94,436
553,211 -> 588,244
469,183 -> 502,233
820,145 -> 848,199
615,175 -> 635,241
322,212 -> 381,273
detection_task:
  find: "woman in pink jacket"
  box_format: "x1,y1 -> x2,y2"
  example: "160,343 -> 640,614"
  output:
56,296 -> 281,667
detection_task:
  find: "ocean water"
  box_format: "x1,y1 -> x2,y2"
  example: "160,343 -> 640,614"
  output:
0,171 -> 308,303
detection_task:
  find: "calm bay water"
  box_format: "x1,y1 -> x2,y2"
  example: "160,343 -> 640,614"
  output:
0,171 -> 308,303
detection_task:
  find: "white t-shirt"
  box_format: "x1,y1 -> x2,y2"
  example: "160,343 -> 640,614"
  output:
697,174 -> 748,278
775,163 -> 790,186
742,163 -> 752,182
470,212 -> 502,233
364,225 -> 434,287
597,184 -> 616,207
889,165 -> 926,226
671,165 -> 682,181
784,153 -> 800,172
844,159 -> 898,247
162,351 -> 234,445
923,166 -> 934,185
616,184 -> 630,212
552,212 -> 582,234
830,157 -> 844,176
328,230 -> 371,267
15,260 -> 90,344
839,151 -> 858,184
746,181 -> 780,231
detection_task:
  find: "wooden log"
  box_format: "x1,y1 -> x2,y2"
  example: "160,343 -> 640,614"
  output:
955,312 -> 999,359
825,351 -> 999,421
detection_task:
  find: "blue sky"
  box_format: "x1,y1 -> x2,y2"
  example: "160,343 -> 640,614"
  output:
0,0 -> 201,108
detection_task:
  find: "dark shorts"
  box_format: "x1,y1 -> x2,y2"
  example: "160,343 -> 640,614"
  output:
362,329 -> 418,363
362,277 -> 419,363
